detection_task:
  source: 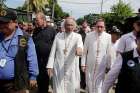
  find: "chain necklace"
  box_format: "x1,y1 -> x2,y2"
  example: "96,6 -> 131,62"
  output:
93,33 -> 101,78
63,32 -> 73,55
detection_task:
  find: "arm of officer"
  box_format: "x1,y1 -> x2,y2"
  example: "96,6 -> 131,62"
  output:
116,36 -> 126,53
102,54 -> 122,93
27,37 -> 39,87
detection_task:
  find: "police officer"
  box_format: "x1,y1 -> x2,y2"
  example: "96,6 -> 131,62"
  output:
0,9 -> 39,93
117,16 -> 140,53
102,16 -> 140,93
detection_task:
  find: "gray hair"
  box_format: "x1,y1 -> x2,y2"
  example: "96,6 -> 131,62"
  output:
64,17 -> 77,29
36,12 -> 46,20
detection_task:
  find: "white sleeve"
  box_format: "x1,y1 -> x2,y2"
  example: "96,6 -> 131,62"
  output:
46,36 -> 57,68
76,34 -> 83,49
81,36 -> 89,66
106,35 -> 114,69
116,37 -> 125,53
102,54 -> 122,93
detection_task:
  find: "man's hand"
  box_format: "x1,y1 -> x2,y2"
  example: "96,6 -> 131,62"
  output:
76,47 -> 83,56
47,68 -> 53,78
81,66 -> 86,72
30,80 -> 37,88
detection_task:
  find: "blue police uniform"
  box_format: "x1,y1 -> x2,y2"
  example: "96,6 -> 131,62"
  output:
0,28 -> 39,80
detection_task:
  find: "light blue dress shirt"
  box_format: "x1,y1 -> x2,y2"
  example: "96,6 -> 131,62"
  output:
0,28 -> 39,80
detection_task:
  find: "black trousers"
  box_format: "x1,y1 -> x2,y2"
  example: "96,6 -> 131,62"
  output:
79,58 -> 86,89
37,59 -> 49,93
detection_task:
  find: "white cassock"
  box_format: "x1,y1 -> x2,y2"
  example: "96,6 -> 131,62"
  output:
47,32 -> 83,93
81,31 -> 113,93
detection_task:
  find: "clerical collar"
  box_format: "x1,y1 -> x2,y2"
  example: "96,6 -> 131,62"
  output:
96,31 -> 104,36
65,31 -> 73,36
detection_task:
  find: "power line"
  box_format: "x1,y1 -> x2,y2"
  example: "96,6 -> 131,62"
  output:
58,1 -> 100,5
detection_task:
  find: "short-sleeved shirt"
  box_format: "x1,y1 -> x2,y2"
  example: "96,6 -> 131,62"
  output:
117,32 -> 137,53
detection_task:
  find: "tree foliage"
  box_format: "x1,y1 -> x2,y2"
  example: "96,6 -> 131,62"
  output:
0,0 -> 7,15
102,0 -> 134,32
17,0 -> 69,22
77,0 -> 134,33
48,0 -> 69,21
23,0 -> 48,13
111,0 -> 133,18
76,13 -> 100,26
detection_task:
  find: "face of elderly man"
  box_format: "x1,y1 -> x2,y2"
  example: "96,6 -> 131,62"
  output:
35,13 -> 46,27
64,18 -> 76,32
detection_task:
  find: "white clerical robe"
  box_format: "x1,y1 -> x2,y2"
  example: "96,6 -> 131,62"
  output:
81,31 -> 113,93
47,32 -> 83,93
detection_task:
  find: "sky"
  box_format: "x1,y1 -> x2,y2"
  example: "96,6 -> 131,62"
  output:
6,0 -> 140,19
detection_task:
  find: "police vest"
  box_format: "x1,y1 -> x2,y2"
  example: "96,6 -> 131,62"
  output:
115,50 -> 140,93
14,32 -> 29,90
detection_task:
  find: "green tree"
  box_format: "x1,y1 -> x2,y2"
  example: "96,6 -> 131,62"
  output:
48,0 -> 69,21
110,0 -> 134,23
23,0 -> 48,13
76,17 -> 84,25
102,0 -> 134,32
0,0 -> 6,15
76,13 -> 100,26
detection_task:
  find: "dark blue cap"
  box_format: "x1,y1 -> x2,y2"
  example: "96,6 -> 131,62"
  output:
0,8 -> 17,22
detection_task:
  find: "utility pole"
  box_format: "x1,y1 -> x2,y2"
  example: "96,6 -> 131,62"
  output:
100,0 -> 104,14
70,10 -> 72,16
52,0 -> 56,19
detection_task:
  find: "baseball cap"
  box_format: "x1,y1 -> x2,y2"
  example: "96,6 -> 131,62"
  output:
0,8 -> 17,22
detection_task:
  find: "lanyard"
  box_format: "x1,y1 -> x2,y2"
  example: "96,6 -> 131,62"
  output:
1,31 -> 16,53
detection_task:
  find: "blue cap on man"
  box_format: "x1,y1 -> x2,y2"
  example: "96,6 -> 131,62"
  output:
0,8 -> 17,22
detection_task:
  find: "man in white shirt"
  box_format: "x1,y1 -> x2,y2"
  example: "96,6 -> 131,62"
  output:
81,18 -> 113,93
102,16 -> 140,93
117,16 -> 140,53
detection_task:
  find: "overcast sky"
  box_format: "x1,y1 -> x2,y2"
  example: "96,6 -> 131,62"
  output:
6,0 -> 140,19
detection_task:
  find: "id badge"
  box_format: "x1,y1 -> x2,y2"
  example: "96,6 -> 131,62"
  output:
0,59 -> 7,68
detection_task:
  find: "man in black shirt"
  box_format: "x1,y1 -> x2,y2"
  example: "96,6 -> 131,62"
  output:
33,12 -> 56,93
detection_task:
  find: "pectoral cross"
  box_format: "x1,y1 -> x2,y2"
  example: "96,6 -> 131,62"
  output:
63,48 -> 68,55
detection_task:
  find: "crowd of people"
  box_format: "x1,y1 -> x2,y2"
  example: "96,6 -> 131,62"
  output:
0,8 -> 140,93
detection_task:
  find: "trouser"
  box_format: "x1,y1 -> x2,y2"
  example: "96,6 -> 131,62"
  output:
0,80 -> 29,93
37,59 -> 49,93
79,58 -> 86,89
37,73 -> 49,93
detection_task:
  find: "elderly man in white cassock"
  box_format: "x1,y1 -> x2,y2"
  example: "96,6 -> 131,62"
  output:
46,17 -> 83,93
81,18 -> 113,93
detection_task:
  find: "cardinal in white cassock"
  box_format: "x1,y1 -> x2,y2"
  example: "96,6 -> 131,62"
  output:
46,17 -> 83,93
